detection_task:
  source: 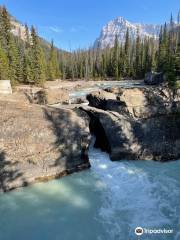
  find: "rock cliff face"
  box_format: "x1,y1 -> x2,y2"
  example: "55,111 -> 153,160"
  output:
87,87 -> 180,118
94,17 -> 160,48
0,101 -> 90,192
82,87 -> 180,161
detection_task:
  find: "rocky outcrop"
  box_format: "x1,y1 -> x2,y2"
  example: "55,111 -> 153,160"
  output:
0,101 -> 90,192
98,87 -> 180,118
87,90 -> 119,110
80,105 -> 180,161
94,17 -> 160,49
1,84 -> 180,191
144,72 -> 165,85
24,88 -> 69,105
82,87 -> 180,161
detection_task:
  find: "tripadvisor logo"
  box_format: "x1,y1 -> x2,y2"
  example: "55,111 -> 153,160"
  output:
135,227 -> 144,236
135,226 -> 173,237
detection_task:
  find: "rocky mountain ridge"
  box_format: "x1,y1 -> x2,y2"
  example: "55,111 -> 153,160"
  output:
94,16 -> 161,48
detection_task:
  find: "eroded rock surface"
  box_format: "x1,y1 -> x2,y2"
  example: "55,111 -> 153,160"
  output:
89,87 -> 180,118
23,88 -> 69,105
0,101 -> 90,192
82,87 -> 180,161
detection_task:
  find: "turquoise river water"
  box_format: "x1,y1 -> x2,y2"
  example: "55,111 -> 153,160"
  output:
0,143 -> 180,240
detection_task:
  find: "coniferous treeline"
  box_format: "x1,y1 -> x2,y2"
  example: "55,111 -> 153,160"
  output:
61,12 -> 179,88
0,6 -> 61,85
0,5 -> 179,88
60,32 -> 158,81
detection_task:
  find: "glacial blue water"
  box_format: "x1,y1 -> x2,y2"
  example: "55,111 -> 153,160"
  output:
69,80 -> 144,99
0,145 -> 180,240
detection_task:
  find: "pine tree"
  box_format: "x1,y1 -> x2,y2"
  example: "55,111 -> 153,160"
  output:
16,42 -> 25,83
112,35 -> 119,79
0,45 -> 9,79
23,53 -> 33,83
166,54 -> 176,89
175,41 -> 180,83
30,26 -> 46,85
8,36 -> 19,85
124,28 -> 130,76
25,24 -> 30,48
47,40 -> 60,80
143,38 -> 151,74
158,23 -> 169,72
170,13 -> 174,29
0,6 -> 11,50
135,30 -> 141,78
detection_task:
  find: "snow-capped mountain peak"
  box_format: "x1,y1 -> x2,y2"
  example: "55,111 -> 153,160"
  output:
94,17 -> 161,48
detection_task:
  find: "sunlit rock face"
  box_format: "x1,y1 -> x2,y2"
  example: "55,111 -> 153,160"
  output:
89,87 -> 180,118
0,101 -> 91,192
81,87 -> 180,161
94,16 -> 160,48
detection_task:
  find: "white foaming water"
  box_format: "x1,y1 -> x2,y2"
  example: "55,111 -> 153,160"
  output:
89,146 -> 180,239
0,143 -> 179,240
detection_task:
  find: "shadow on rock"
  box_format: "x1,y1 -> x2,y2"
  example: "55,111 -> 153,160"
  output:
0,151 -> 23,192
43,107 -> 90,170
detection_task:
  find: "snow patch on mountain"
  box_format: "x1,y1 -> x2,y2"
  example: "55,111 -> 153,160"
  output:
94,17 -> 161,48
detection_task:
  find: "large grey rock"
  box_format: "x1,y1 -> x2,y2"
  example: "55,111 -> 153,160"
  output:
144,72 -> 164,85
88,87 -> 180,119
81,106 -> 180,161
82,87 -> 180,161
87,90 -> 117,108
87,90 -> 126,113
0,101 -> 90,192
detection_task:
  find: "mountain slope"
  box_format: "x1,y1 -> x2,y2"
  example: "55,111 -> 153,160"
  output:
94,17 -> 161,48
9,15 -> 65,53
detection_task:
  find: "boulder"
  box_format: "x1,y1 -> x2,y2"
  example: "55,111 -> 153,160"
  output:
87,90 -> 126,112
0,101 -> 90,192
144,71 -> 164,85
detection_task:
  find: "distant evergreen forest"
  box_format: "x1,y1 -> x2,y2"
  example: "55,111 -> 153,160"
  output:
0,6 -> 179,88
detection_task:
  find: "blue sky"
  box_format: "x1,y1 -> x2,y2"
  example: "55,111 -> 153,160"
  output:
0,0 -> 179,50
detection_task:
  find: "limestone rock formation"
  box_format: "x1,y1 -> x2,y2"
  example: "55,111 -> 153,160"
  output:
0,101 -> 90,192
82,87 -> 180,161
100,87 -> 180,118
